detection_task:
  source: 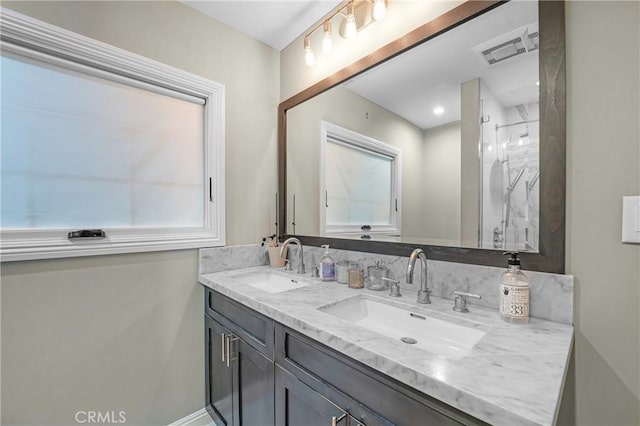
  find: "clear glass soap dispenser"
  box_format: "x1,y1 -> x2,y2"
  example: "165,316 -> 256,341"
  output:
499,252 -> 530,323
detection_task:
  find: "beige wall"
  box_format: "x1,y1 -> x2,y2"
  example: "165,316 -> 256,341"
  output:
1,1 -> 280,424
281,1 -> 640,425
564,1 -> 640,425
460,78 -> 481,247
422,122 -> 461,242
1,251 -> 201,425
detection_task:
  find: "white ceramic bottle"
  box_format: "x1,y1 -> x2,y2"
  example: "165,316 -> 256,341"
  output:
499,252 -> 530,323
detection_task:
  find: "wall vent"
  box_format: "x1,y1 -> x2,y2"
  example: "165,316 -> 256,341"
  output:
474,24 -> 538,66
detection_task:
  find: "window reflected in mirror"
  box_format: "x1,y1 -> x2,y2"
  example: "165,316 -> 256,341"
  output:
320,121 -> 401,237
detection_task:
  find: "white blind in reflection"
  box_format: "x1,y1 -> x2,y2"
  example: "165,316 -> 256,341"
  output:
326,139 -> 392,226
1,52 -> 205,229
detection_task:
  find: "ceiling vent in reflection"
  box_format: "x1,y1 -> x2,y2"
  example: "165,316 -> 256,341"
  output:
474,24 -> 539,66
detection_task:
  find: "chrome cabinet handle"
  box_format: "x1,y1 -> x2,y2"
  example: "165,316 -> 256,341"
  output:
224,334 -> 239,368
331,413 -> 346,426
221,333 -> 226,363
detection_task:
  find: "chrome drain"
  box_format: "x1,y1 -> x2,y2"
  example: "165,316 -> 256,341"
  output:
400,337 -> 417,344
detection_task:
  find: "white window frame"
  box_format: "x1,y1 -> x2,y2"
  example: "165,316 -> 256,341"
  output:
320,121 -> 402,236
0,8 -> 225,261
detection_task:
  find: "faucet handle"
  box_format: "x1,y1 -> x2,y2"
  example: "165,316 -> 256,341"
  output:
382,277 -> 401,297
452,291 -> 481,313
283,259 -> 293,272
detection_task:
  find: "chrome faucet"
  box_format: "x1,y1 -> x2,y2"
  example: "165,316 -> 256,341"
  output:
406,248 -> 431,304
280,237 -> 306,274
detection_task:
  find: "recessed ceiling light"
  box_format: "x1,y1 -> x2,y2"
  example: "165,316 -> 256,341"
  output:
433,106 -> 444,115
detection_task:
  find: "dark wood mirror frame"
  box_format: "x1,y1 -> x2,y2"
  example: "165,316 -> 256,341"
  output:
278,0 -> 566,273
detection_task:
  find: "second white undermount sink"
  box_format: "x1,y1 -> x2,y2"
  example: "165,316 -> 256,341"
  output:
318,296 -> 487,359
231,270 -> 312,293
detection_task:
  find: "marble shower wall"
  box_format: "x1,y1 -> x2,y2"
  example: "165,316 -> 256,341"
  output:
480,97 -> 540,251
199,244 -> 573,325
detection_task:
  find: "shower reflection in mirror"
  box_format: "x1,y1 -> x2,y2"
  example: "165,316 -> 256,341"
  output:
479,89 -> 539,251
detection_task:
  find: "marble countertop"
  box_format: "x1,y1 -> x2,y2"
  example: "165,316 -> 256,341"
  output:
199,266 -> 573,426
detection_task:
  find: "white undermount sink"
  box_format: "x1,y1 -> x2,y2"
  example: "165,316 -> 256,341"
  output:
318,296 -> 487,359
231,270 -> 312,293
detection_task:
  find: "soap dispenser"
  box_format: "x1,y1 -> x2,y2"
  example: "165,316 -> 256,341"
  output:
319,245 -> 335,281
499,251 -> 530,323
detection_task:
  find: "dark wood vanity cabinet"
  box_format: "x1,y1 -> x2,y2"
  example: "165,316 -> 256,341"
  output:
205,290 -> 275,426
204,289 -> 487,426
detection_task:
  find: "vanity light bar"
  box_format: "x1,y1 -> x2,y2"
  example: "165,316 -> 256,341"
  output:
303,0 -> 389,67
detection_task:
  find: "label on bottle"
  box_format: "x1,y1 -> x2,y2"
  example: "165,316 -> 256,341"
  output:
321,262 -> 335,281
500,283 -> 529,319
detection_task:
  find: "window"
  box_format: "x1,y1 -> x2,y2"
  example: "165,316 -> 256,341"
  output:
320,121 -> 401,236
0,9 -> 225,261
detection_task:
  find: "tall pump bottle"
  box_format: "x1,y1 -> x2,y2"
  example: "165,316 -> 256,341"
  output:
499,252 -> 530,323
319,245 -> 335,281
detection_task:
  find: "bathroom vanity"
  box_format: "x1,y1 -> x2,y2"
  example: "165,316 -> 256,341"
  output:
199,265 -> 573,426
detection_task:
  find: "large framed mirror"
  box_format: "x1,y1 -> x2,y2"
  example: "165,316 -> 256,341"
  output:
278,0 -> 565,273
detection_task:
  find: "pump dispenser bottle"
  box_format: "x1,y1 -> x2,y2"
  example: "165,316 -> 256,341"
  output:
499,252 -> 530,323
319,245 -> 335,281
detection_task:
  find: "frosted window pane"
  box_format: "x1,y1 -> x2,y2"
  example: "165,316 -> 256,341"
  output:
326,141 -> 392,226
134,184 -> 203,227
1,52 -> 205,229
32,177 -> 132,229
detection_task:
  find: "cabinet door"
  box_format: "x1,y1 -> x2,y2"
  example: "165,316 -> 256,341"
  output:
232,337 -> 274,426
275,366 -> 348,426
206,315 -> 234,426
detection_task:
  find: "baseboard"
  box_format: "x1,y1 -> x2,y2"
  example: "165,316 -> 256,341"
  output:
167,408 -> 213,426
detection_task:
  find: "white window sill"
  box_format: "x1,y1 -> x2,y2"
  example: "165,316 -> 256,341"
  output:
1,236 -> 224,262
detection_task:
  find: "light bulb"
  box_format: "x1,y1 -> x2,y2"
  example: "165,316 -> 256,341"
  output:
305,46 -> 315,66
322,22 -> 333,54
304,37 -> 315,66
372,0 -> 386,21
433,106 -> 444,115
344,4 -> 357,39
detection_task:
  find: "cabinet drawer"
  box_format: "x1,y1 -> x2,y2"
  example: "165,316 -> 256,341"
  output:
205,289 -> 274,360
276,325 -> 487,426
